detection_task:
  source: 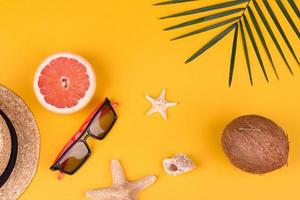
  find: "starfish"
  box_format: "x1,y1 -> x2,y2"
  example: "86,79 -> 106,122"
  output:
145,89 -> 177,120
86,160 -> 157,200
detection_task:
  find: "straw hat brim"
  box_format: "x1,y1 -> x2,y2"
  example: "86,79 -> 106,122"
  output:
0,84 -> 40,200
0,114 -> 11,175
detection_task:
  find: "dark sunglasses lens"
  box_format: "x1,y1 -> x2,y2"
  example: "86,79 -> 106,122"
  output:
58,142 -> 89,173
89,104 -> 115,138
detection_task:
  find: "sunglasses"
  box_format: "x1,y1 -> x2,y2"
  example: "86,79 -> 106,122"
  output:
50,98 -> 117,175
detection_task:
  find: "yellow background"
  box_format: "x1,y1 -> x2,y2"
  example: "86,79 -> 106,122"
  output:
0,0 -> 300,199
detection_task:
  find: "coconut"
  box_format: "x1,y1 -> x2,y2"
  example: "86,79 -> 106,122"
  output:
221,115 -> 289,174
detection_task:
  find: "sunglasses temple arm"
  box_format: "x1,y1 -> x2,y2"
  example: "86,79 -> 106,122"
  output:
57,171 -> 64,180
111,101 -> 119,109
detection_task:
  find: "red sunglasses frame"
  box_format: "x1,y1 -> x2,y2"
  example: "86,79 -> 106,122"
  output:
50,98 -> 117,175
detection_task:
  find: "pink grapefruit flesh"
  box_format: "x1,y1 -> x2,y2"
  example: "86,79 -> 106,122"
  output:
34,53 -> 96,114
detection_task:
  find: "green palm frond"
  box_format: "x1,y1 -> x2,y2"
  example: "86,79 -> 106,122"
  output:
171,17 -> 239,40
240,20 -> 253,85
229,24 -> 239,86
247,6 -> 279,79
186,23 -> 238,63
252,0 -> 293,75
160,0 -> 249,19
275,0 -> 300,39
154,0 -> 196,6
164,8 -> 244,30
288,0 -> 300,18
155,0 -> 300,86
243,14 -> 269,82
262,0 -> 299,65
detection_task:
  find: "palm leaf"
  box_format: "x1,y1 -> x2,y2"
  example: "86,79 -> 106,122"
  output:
172,17 -> 239,40
186,23 -> 237,63
275,0 -> 300,39
154,0 -> 197,6
287,0 -> 300,18
262,0 -> 300,64
164,8 -> 244,31
239,21 -> 253,85
252,0 -> 293,75
243,15 -> 268,82
229,25 -> 239,86
156,0 -> 300,85
247,6 -> 279,79
160,0 -> 249,19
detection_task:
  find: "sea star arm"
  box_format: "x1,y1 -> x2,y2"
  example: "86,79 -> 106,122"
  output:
145,95 -> 155,104
86,160 -> 157,200
111,160 -> 127,185
160,110 -> 167,120
166,102 -> 177,108
130,175 -> 156,192
159,89 -> 166,99
146,108 -> 156,116
86,188 -> 117,200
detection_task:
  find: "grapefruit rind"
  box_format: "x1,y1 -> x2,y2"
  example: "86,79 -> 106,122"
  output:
33,52 -> 96,114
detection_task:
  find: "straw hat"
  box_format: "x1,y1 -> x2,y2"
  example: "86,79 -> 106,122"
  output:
0,84 -> 40,200
0,114 -> 11,175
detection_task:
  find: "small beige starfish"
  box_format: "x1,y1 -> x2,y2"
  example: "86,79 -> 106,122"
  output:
146,89 -> 177,120
86,160 -> 157,200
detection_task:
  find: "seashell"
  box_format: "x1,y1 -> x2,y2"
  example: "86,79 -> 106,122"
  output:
163,153 -> 196,176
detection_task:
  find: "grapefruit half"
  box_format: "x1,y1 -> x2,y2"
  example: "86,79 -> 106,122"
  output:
34,53 -> 96,114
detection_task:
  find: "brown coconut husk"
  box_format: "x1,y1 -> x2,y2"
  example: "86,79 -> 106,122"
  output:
221,115 -> 289,174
